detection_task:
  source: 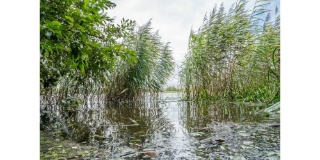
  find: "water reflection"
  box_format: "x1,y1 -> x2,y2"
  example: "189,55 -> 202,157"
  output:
40,93 -> 280,159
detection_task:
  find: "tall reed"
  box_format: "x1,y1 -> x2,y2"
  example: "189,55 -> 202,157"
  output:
40,0 -> 174,108
180,0 -> 280,103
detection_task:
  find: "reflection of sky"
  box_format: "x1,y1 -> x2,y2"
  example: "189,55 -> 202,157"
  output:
109,0 -> 280,87
161,93 -> 197,158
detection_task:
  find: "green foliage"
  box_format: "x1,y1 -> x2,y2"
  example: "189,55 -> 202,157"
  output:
40,0 -> 174,101
106,20 -> 175,100
40,0 -> 135,90
180,0 -> 280,103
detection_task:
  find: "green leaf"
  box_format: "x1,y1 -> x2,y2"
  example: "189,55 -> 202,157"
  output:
44,51 -> 49,57
119,54 -> 125,60
272,47 -> 279,66
78,26 -> 85,32
131,55 -> 138,63
55,44 -> 64,50
114,44 -> 122,51
51,20 -> 61,27
65,16 -> 74,23
79,63 -> 85,74
83,0 -> 89,9
71,63 -> 78,69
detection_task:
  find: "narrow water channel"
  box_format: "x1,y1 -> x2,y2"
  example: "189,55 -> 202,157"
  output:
40,93 -> 280,159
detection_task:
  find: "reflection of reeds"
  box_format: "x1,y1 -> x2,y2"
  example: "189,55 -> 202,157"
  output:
179,0 -> 280,103
40,97 -> 173,144
179,101 -> 268,131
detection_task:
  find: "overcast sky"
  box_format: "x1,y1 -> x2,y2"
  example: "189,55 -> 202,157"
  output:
108,0 -> 279,87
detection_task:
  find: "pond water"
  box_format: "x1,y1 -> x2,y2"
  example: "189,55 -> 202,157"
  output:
40,93 -> 280,159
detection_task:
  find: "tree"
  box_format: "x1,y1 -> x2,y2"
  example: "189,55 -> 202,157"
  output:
40,0 -> 135,90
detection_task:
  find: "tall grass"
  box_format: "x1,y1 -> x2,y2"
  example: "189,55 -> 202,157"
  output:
41,19 -> 174,106
105,20 -> 175,100
180,0 -> 280,103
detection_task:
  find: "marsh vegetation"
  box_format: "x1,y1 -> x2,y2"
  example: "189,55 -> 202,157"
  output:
40,0 -> 280,159
180,0 -> 280,102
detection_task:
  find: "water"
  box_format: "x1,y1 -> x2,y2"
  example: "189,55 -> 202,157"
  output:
40,93 -> 280,159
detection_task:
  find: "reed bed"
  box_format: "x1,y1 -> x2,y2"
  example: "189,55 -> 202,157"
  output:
179,0 -> 280,103
40,0 -> 174,107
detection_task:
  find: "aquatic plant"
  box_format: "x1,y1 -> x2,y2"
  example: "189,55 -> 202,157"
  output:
40,0 -> 174,102
179,0 -> 280,103
108,21 -> 175,100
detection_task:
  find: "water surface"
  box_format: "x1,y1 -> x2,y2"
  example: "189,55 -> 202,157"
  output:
40,93 -> 280,159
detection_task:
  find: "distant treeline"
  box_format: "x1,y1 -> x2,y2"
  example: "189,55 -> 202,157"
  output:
164,86 -> 182,92
179,0 -> 280,102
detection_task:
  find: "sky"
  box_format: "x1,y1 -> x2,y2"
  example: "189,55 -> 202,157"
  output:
108,0 -> 279,87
